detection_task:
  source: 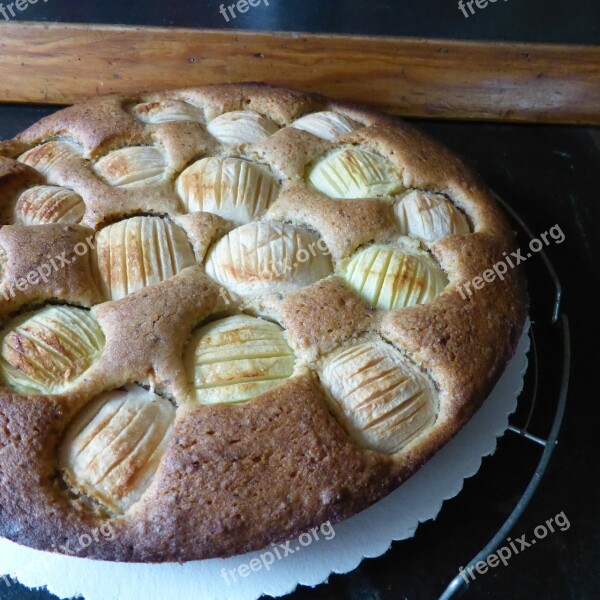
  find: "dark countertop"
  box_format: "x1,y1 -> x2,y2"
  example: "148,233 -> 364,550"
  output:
1,2 -> 599,599
2,0 -> 600,44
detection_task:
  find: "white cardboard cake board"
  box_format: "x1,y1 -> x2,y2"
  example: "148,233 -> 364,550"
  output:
0,320 -> 531,600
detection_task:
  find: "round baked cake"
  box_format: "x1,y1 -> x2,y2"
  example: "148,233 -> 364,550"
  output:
0,84 -> 527,562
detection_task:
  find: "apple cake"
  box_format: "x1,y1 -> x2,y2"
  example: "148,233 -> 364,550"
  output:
0,84 -> 527,562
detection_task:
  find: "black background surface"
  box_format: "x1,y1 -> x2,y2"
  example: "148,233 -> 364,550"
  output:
0,1 -> 599,599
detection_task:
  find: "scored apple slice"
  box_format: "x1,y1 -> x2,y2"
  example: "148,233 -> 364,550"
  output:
186,314 -> 295,404
341,239 -> 448,310
15,185 -> 85,225
307,146 -> 404,199
93,216 -> 196,300
59,385 -> 175,513
176,157 -> 279,223
0,305 -> 104,394
290,111 -> 361,140
204,221 -> 332,297
321,339 -> 438,454
395,191 -> 470,243
19,141 -> 82,179
93,146 -> 166,187
207,110 -> 279,145
130,99 -> 204,124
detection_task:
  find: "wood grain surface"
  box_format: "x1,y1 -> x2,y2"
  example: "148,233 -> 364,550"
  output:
0,22 -> 599,123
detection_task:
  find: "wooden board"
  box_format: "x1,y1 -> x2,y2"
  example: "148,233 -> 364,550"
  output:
0,22 -> 599,124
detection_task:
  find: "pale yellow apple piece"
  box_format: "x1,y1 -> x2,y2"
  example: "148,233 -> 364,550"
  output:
307,146 -> 404,199
207,110 -> 279,145
94,216 -> 196,300
186,314 -> 295,404
15,185 -> 85,225
291,111 -> 360,140
0,305 -> 104,394
322,340 -> 438,453
93,146 -> 166,187
395,191 -> 470,242
19,141 -> 82,177
176,157 -> 279,223
130,100 -> 203,124
341,242 -> 448,310
204,222 -> 332,297
59,385 -> 175,513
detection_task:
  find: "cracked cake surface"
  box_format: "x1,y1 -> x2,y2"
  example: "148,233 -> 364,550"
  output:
0,83 -> 527,562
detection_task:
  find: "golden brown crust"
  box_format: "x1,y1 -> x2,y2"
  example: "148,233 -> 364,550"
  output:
263,276 -> 378,361
0,224 -> 102,317
0,83 -> 527,562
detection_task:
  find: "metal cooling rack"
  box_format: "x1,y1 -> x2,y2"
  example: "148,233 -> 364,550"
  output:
439,194 -> 571,599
